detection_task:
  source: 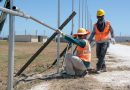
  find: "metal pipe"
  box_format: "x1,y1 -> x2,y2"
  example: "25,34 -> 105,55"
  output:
86,0 -> 89,29
0,7 -> 58,32
0,6 -> 30,19
78,0 -> 80,28
82,0 -> 84,28
7,0 -> 14,90
71,1 -> 74,30
71,0 -> 74,53
30,16 -> 57,31
57,0 -> 60,73
85,0 -> 87,29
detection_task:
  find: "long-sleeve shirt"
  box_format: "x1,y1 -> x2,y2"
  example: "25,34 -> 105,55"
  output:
88,21 -> 115,43
64,35 -> 86,48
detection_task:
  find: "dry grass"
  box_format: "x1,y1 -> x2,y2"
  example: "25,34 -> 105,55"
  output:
119,42 -> 130,46
0,40 -> 98,90
0,40 -> 67,90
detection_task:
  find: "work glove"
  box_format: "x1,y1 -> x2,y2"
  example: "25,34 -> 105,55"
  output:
110,38 -> 116,44
56,29 -> 65,36
72,35 -> 77,39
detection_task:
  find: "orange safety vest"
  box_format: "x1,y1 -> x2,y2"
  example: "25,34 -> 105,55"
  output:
76,40 -> 91,62
95,21 -> 110,42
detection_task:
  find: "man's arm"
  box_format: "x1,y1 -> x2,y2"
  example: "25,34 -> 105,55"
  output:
109,25 -> 115,38
109,24 -> 116,44
88,27 -> 95,43
64,35 -> 86,48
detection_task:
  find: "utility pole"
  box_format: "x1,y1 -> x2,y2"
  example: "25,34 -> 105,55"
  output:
7,0 -> 14,90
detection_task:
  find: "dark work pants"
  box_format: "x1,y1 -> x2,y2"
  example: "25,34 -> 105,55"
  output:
96,42 -> 109,70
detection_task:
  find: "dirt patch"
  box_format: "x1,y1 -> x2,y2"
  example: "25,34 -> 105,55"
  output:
48,76 -> 102,90
93,71 -> 130,90
29,82 -> 50,90
92,44 -> 130,90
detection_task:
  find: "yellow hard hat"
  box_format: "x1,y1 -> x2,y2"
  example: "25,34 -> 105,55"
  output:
73,28 -> 90,37
97,9 -> 105,16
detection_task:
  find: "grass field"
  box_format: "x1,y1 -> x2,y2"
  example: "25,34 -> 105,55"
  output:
0,40 -> 69,90
1,40 -> 129,90
0,40 -> 97,90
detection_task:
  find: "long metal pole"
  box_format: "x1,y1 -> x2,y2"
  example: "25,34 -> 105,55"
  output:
30,16 -> 57,31
71,0 -> 74,53
85,0 -> 87,29
7,0 -> 14,90
86,0 -> 89,29
78,0 -> 80,28
57,0 -> 60,73
82,0 -> 84,28
0,7 -> 57,32
0,6 -> 30,19
72,0 -> 74,33
90,18 -> 93,32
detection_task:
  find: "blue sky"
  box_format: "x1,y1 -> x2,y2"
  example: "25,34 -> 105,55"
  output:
0,0 -> 130,37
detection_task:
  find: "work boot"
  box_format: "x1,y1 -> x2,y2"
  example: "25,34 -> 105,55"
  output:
96,68 -> 101,74
96,70 -> 101,74
102,67 -> 107,72
101,64 -> 107,72
80,70 -> 88,77
75,70 -> 88,77
60,70 -> 75,78
76,70 -> 88,77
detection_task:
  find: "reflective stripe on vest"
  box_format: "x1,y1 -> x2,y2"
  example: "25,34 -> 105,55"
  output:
95,21 -> 110,43
76,40 -> 91,62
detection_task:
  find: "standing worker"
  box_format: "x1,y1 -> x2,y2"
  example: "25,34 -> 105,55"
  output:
89,9 -> 115,73
57,28 -> 91,77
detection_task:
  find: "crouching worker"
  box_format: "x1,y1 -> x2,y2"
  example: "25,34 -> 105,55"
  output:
57,28 -> 91,77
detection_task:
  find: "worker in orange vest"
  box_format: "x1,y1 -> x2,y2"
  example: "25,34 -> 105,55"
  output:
57,28 -> 91,77
89,9 -> 115,73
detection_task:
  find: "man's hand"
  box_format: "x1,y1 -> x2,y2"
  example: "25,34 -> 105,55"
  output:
56,29 -> 63,34
56,29 -> 65,36
110,38 -> 116,44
